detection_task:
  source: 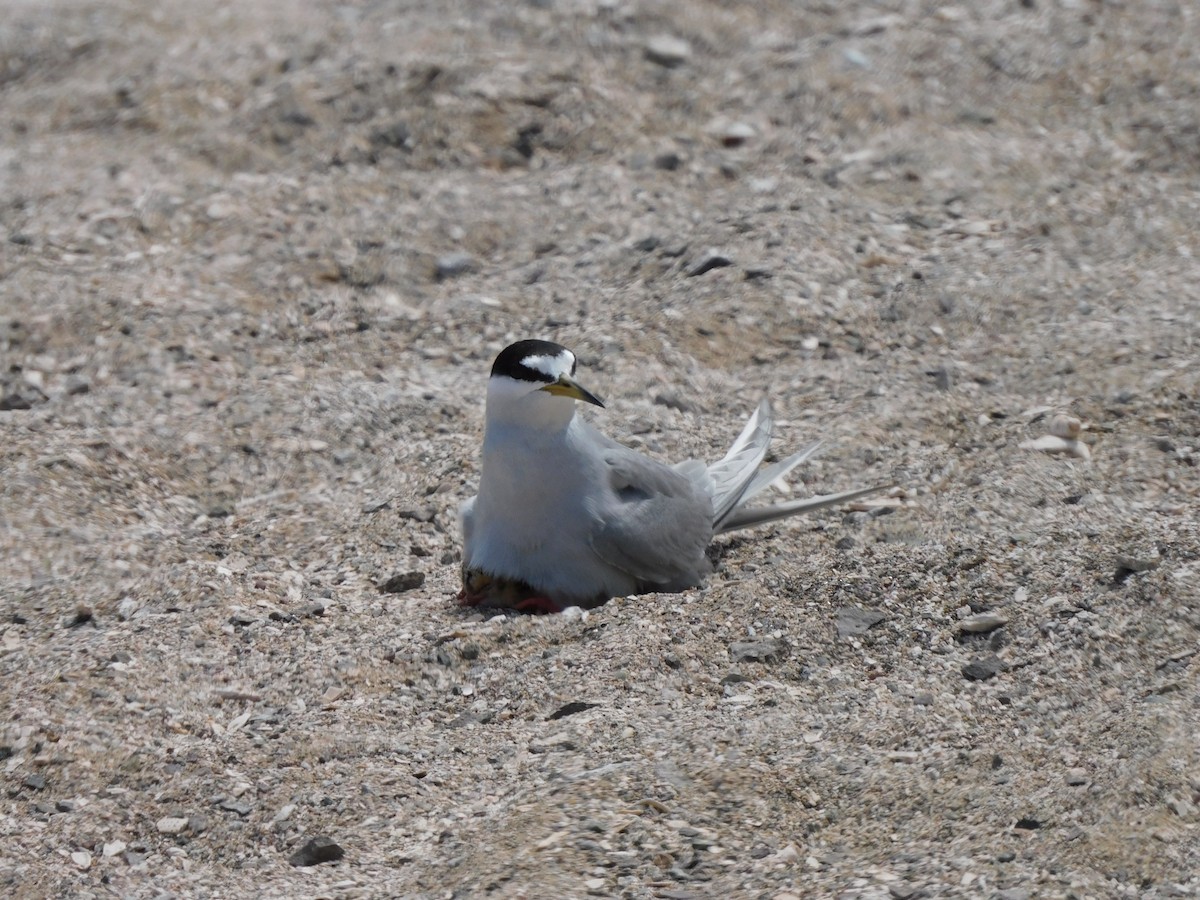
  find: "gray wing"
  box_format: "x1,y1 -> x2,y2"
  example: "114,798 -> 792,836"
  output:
707,398 -> 774,526
586,434 -> 714,589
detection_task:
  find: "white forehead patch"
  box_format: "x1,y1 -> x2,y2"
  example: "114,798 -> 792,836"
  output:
521,351 -> 574,379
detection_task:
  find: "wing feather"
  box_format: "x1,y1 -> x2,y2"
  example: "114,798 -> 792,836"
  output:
707,398 -> 774,527
588,444 -> 713,589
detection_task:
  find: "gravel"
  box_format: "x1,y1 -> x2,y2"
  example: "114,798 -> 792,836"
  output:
1,0 -> 1198,897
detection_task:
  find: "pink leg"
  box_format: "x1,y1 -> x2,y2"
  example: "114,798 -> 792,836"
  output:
513,595 -> 564,614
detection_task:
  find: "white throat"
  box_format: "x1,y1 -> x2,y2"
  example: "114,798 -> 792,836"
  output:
485,375 -> 577,430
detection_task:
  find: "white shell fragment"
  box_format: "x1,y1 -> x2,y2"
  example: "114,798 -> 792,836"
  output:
156,816 -> 189,835
1019,434 -> 1091,461
644,35 -> 692,68
959,611 -> 1009,633
1048,413 -> 1082,439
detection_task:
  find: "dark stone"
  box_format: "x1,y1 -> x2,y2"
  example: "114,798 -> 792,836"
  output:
379,571 -> 425,594
24,774 -> 46,791
962,654 -> 1004,681
397,507 -> 437,523
370,121 -> 411,150
835,606 -> 886,638
686,250 -> 733,277
0,386 -> 47,411
64,375 -> 91,396
934,366 -> 954,391
218,798 -> 253,817
435,252 -> 475,281
547,701 -> 599,721
288,835 -> 345,867
1113,553 -> 1161,584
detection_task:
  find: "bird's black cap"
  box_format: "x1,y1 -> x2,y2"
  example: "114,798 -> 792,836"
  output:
491,339 -> 576,383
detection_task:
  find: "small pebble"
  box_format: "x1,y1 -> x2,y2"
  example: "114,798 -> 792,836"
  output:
1113,554 -> 1160,574
64,375 -> 91,396
835,606 -> 887,638
435,252 -> 475,281
729,638 -> 788,664
962,654 -> 1004,681
289,835 -> 345,867
959,611 -> 1008,634
1019,434 -> 1091,461
930,365 -> 954,391
271,804 -> 296,825
529,732 -> 577,754
379,571 -> 425,594
686,250 -> 734,277
716,121 -> 756,147
843,47 -> 872,68
70,850 -> 92,870
1048,413 -> 1082,439
547,701 -> 599,721
156,816 -> 189,835
643,35 -> 691,68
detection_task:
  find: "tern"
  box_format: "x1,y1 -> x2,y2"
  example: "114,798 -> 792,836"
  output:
458,339 -> 886,612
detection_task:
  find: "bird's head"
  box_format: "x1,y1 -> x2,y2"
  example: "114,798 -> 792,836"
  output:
485,339 -> 605,429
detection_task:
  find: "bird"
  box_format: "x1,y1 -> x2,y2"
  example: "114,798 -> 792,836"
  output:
457,339 -> 887,613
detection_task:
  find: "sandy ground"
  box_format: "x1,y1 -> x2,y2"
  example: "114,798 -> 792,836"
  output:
1,1 -> 1198,897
